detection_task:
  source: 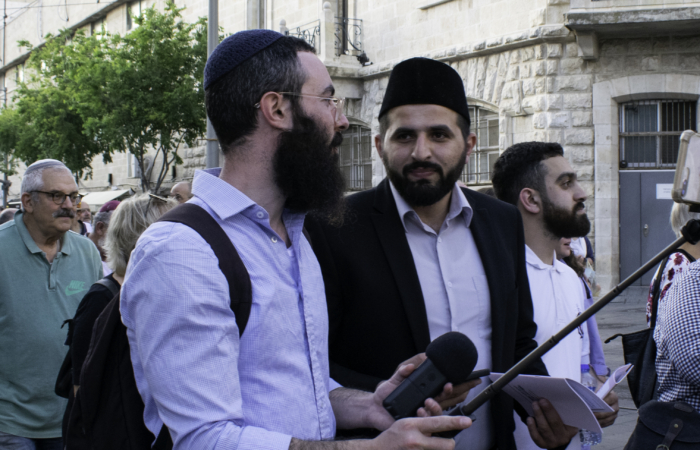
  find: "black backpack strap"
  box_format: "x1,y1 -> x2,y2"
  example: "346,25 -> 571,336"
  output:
95,277 -> 120,299
157,203 -> 252,336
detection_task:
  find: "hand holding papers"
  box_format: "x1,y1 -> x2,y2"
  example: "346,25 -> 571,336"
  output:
489,364 -> 632,434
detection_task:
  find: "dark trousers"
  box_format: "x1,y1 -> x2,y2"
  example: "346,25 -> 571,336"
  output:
0,430 -> 63,450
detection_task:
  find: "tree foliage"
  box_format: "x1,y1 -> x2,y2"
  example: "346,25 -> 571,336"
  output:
0,107 -> 20,178
15,28 -> 110,178
13,2 -> 208,192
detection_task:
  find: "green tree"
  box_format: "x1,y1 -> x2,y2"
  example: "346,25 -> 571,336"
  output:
0,107 -> 20,178
14,29 -> 111,179
0,106 -> 20,205
93,2 -> 208,192
13,2 -> 208,192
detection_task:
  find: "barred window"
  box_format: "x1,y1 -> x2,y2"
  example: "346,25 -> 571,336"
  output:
339,125 -> 372,191
462,107 -> 499,185
619,100 -> 697,169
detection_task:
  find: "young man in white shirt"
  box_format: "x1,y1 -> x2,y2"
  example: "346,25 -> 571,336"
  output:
491,142 -> 619,449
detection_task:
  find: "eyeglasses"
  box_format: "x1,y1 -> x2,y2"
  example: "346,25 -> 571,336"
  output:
32,190 -> 82,206
255,92 -> 346,122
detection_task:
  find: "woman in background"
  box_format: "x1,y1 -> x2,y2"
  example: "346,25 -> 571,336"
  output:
62,194 -> 177,439
645,202 -> 700,326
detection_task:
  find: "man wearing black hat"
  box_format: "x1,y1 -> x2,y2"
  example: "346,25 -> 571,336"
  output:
307,58 -> 578,449
121,32 -> 472,450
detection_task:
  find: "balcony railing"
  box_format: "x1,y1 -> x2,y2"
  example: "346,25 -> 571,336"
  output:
335,18 -> 363,57
280,3 -> 368,64
285,20 -> 321,49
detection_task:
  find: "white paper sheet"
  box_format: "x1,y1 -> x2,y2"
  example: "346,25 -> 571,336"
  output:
489,372 -> 615,434
596,363 -> 633,400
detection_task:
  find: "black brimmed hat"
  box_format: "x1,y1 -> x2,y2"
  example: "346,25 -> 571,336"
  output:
378,57 -> 470,125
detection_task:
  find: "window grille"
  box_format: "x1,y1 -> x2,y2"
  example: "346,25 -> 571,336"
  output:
462,107 -> 499,185
339,125 -> 372,191
619,100 -> 697,169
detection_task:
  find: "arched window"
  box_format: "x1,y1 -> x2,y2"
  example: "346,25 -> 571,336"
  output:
461,106 -> 499,185
339,124 -> 372,191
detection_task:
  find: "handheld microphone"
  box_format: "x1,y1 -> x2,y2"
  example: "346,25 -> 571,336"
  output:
382,331 -> 478,420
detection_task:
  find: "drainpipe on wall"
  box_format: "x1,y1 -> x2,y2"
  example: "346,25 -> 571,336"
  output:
205,0 -> 219,169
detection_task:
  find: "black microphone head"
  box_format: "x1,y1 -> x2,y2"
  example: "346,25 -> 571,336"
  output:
425,332 -> 478,385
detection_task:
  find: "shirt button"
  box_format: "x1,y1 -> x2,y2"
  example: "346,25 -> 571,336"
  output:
271,236 -> 278,243
256,211 -> 264,218
438,237 -> 442,243
447,281 -> 453,288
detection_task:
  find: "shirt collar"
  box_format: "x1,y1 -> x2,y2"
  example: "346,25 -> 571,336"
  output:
525,244 -> 566,273
389,181 -> 473,232
13,211 -> 72,255
191,168 -> 306,230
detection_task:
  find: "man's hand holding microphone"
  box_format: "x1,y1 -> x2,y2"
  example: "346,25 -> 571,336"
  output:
346,332 -> 578,450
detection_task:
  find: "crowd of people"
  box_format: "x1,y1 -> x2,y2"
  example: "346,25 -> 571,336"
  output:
0,28 -> 696,450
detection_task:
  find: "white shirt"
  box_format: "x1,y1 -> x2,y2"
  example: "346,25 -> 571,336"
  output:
390,182 -> 494,450
570,237 -> 587,259
101,260 -> 113,277
513,245 -> 586,450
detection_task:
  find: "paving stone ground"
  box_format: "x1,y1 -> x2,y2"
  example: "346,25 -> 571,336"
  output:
594,285 -> 649,450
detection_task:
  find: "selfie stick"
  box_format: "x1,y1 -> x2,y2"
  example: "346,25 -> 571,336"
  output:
450,219 -> 700,418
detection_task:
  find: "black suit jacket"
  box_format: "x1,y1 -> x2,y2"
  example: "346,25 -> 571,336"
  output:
307,179 -> 548,450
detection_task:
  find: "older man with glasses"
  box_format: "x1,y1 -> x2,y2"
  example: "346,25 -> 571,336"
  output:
0,159 -> 102,450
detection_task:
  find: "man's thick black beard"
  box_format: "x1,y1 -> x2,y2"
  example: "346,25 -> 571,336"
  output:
272,110 -> 346,225
542,194 -> 591,238
384,148 -> 467,207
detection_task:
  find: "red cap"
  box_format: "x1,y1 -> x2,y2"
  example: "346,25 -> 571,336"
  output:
100,200 -> 121,213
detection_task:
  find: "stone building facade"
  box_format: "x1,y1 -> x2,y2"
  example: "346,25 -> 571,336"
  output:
2,0 -> 699,290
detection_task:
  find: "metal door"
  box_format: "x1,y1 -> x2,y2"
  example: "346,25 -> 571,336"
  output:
619,171 -> 677,286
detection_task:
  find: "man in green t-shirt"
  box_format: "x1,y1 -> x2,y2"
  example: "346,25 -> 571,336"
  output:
0,159 -> 102,449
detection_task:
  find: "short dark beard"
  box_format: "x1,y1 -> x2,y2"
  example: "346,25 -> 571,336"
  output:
541,192 -> 591,238
272,107 -> 346,225
383,147 -> 467,207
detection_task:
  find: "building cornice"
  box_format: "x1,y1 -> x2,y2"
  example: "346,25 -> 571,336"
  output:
1,0 -> 129,73
331,25 -> 574,82
566,7 -> 700,38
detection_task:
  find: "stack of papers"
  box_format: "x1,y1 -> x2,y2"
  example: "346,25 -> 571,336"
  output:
489,364 -> 633,433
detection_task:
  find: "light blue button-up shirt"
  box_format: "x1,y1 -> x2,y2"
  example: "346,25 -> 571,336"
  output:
121,168 -> 340,449
389,182 -> 494,450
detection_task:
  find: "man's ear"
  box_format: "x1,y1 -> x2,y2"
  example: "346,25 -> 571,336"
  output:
96,221 -> 107,236
374,134 -> 384,159
21,192 -> 34,214
518,188 -> 542,215
257,92 -> 292,131
465,133 -> 477,161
